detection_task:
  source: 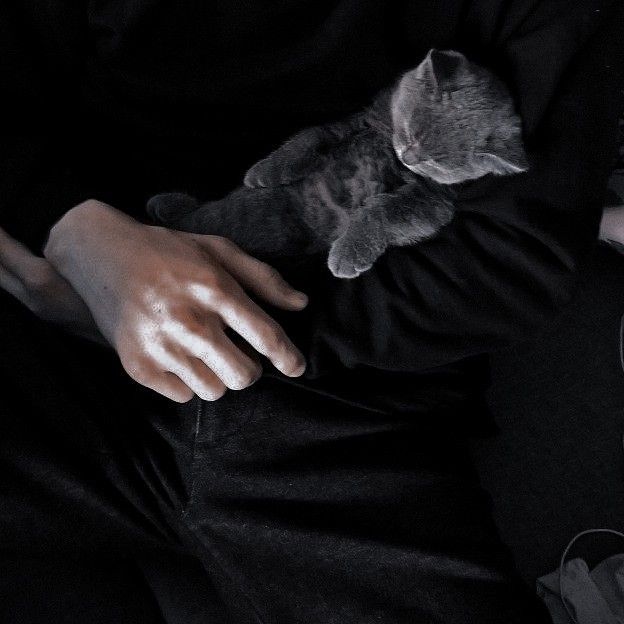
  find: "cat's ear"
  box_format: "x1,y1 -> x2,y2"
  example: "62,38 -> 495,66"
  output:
422,49 -> 468,91
475,143 -> 529,176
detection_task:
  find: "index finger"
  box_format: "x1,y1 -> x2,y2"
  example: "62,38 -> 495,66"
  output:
196,284 -> 306,377
193,235 -> 309,311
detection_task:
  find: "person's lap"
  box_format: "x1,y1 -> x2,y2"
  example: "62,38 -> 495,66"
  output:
0,289 -> 189,558
0,290 -> 551,623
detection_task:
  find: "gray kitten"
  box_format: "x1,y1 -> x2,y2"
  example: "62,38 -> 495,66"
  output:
148,49 -> 528,278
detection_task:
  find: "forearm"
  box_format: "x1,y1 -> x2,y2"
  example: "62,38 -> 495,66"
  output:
0,225 -> 104,344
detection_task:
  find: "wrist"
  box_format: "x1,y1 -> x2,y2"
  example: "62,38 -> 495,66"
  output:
44,199 -> 139,271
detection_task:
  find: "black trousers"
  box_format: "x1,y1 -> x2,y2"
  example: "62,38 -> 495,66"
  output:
0,290 -> 552,623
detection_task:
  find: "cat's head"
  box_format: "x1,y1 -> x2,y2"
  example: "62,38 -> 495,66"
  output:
391,49 -> 528,185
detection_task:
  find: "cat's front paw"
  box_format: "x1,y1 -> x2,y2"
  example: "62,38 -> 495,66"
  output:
328,230 -> 385,279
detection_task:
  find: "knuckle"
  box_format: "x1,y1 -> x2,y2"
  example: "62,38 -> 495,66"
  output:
211,235 -> 238,251
122,358 -> 152,383
199,272 -> 228,298
79,198 -> 104,211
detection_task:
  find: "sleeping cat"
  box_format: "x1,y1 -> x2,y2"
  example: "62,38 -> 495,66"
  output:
147,49 -> 528,278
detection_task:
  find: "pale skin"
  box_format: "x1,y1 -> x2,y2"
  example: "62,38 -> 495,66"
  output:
0,199 -> 309,403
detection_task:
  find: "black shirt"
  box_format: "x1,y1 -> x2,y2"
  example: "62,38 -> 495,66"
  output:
2,0 -> 623,422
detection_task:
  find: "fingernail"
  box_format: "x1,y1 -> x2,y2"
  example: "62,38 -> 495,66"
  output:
286,359 -> 306,377
291,292 -> 308,308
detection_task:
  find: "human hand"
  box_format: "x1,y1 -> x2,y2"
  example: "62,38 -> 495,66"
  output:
0,226 -> 103,343
44,200 -> 309,403
600,205 -> 624,248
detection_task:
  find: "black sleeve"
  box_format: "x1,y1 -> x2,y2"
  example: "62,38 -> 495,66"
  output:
273,0 -> 624,379
0,3 -> 90,252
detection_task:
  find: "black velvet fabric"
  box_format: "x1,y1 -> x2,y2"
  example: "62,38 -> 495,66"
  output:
0,290 -> 551,623
0,555 -> 166,624
1,1 -> 623,621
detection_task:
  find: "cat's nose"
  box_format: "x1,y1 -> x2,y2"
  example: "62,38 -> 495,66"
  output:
401,145 -> 421,166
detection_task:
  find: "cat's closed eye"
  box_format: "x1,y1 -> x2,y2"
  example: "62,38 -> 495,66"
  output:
400,142 -> 422,166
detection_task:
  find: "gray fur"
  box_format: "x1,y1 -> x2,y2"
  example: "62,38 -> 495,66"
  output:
147,49 -> 528,278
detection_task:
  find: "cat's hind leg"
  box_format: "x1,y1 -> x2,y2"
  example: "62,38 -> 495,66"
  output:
146,192 -> 200,226
149,186 -> 318,258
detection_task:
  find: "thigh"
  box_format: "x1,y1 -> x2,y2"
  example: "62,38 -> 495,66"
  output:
182,377 -> 552,624
0,290 -> 192,558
